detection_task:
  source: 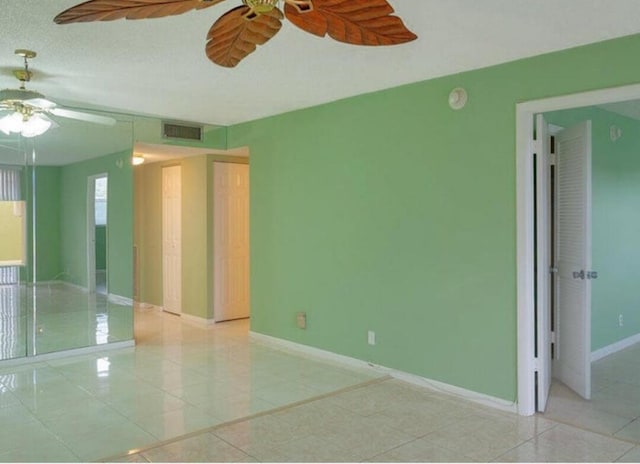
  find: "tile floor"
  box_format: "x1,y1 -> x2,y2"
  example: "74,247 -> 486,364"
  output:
543,341 -> 640,444
108,377 -> 640,463
0,282 -> 132,360
0,307 -> 380,462
1,306 -> 640,462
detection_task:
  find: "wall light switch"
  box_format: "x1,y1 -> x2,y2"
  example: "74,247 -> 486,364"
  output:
296,312 -> 307,329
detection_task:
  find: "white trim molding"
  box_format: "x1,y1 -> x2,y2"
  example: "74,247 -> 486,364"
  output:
0,340 -> 135,368
108,294 -> 133,306
591,333 -> 640,362
181,313 -> 216,327
250,331 -> 517,414
516,82 -> 640,416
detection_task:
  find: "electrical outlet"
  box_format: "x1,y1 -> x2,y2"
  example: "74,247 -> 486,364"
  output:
367,330 -> 376,345
619,314 -> 624,327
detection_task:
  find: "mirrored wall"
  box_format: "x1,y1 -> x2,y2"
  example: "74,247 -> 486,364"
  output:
0,109 -> 134,361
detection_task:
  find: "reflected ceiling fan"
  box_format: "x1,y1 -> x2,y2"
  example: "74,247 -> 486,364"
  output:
54,0 -> 417,68
0,49 -> 116,138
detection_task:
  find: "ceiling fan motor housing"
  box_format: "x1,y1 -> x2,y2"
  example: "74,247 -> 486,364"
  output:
244,0 -> 279,13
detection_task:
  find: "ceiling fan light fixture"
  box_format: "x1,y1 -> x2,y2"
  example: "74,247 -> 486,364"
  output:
0,112 -> 24,135
0,111 -> 52,138
21,113 -> 53,138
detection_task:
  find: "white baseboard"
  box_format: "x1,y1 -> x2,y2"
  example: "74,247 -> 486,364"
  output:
108,294 -> 133,306
181,312 -> 216,327
134,302 -> 162,311
591,333 -> 640,362
36,280 -> 88,292
249,331 -> 517,414
0,340 -> 135,368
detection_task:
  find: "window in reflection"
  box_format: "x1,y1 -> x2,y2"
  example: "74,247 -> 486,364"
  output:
0,164 -> 24,360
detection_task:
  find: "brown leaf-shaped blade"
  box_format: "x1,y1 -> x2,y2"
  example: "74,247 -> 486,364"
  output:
205,6 -> 283,68
284,0 -> 417,46
54,0 -> 225,24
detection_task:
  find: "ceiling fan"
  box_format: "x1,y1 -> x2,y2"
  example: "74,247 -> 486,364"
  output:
0,50 -> 116,138
54,0 -> 417,68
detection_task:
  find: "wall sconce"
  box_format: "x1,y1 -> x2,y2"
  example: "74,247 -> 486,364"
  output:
131,154 -> 145,166
448,87 -> 468,110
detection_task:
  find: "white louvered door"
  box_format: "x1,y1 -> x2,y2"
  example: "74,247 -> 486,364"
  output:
535,115 -> 552,412
555,121 -> 592,400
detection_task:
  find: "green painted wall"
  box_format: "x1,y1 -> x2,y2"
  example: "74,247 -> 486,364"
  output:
227,34 -> 640,402
546,107 -> 640,352
33,167 -> 62,281
60,150 -> 133,298
95,225 -> 107,270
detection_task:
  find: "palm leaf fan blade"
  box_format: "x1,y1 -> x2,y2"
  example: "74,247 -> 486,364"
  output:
54,0 -> 226,24
206,6 -> 283,68
284,0 -> 417,45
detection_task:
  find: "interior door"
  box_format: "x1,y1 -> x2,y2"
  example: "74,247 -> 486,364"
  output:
554,120 -> 592,400
535,114 -> 552,411
214,162 -> 249,322
162,165 -> 182,315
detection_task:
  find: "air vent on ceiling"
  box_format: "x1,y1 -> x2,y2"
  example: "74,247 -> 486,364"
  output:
162,121 -> 203,141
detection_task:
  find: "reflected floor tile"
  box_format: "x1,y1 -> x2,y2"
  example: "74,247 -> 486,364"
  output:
495,424 -> 634,462
105,388 -> 188,419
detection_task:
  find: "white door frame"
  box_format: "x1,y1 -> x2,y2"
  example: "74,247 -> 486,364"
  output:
516,82 -> 640,416
87,173 -> 108,293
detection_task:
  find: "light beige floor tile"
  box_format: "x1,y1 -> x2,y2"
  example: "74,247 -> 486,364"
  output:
212,414 -> 314,451
107,452 -> 151,462
239,433 -> 361,463
367,436 -> 477,462
132,405 -> 224,440
616,446 -> 640,462
425,412 -> 554,462
312,413 -> 416,460
203,395 -> 278,422
141,432 -> 256,462
615,419 -> 640,442
496,423 -> 634,462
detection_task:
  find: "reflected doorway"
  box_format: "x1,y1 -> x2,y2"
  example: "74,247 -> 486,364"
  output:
88,174 -> 108,295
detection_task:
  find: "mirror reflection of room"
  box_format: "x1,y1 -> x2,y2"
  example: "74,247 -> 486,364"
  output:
0,160 -> 28,361
0,113 -> 134,361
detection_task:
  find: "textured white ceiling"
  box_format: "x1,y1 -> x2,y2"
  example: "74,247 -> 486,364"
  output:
1,0 -> 640,127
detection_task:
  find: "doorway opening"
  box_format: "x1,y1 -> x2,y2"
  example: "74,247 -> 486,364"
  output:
162,164 -> 182,315
88,173 -> 108,295
517,83 -> 640,418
